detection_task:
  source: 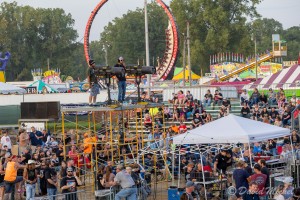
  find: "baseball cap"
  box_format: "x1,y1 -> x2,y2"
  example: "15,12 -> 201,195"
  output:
186,181 -> 195,188
119,57 -> 124,61
89,60 -> 95,65
67,167 -> 73,172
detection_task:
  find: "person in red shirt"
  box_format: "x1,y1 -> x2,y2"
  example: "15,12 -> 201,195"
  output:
178,122 -> 187,133
248,164 -> 267,198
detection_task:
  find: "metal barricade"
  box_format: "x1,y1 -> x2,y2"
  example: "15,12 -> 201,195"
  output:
34,190 -> 87,200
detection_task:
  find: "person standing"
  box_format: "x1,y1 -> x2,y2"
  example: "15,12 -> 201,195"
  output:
113,164 -> 137,200
60,167 -> 82,200
249,164 -> 267,199
87,59 -> 100,106
23,160 -> 37,200
3,155 -> 24,200
114,57 -> 126,103
29,127 -> 43,152
233,160 -> 250,195
1,130 -> 12,152
45,162 -> 58,200
19,129 -> 29,155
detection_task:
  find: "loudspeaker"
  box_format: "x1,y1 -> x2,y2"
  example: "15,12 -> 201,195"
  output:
21,102 -> 60,120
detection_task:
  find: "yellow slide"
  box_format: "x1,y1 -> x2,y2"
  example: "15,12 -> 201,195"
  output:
219,52 -> 274,81
0,71 -> 5,82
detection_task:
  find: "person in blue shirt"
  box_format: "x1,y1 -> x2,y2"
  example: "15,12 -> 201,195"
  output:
29,127 -> 43,152
252,143 -> 262,155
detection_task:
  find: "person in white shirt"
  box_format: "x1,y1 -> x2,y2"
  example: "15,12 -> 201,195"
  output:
240,89 -> 250,105
0,130 -> 12,150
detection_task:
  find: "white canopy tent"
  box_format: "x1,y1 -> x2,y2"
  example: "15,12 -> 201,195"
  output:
172,114 -> 291,199
173,114 -> 291,145
0,82 -> 26,94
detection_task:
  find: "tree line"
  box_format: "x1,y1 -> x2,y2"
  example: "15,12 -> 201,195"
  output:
0,1 -> 299,81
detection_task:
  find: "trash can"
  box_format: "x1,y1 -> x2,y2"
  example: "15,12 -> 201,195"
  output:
168,186 -> 185,200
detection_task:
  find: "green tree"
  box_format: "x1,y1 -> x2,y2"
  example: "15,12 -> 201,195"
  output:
251,18 -> 283,53
0,2 -> 78,81
98,2 -> 168,66
283,26 -> 300,61
170,0 -> 262,74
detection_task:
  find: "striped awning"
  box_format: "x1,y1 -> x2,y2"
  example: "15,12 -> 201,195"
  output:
244,64 -> 300,90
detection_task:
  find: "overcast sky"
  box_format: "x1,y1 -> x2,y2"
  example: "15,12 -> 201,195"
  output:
6,0 -> 300,41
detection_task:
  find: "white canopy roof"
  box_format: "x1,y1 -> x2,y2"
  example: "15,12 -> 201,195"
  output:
0,82 -> 26,94
173,114 -> 290,144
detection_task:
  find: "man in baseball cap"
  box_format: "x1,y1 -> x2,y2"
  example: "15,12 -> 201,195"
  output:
180,181 -> 198,199
87,59 -> 100,106
114,56 -> 127,103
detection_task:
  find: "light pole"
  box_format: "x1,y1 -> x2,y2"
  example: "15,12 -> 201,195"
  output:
255,37 -> 257,80
251,34 -> 258,80
187,21 -> 191,85
144,0 -> 150,94
182,33 -> 186,86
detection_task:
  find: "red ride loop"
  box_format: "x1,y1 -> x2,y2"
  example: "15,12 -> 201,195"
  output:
83,0 -> 179,81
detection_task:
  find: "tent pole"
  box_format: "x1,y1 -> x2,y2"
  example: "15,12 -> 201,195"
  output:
248,140 -> 253,168
290,135 -> 295,163
200,151 -> 207,200
172,149 -> 175,186
178,147 -> 181,188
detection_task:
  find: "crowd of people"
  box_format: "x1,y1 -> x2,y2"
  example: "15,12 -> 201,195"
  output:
0,87 -> 300,200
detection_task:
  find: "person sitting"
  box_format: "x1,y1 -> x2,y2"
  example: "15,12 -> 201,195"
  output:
274,116 -> 282,127
185,90 -> 193,102
218,108 -> 225,118
144,113 -> 152,129
177,90 -> 185,105
213,90 -> 223,107
259,93 -> 268,107
269,107 -> 279,124
179,122 -> 187,134
240,89 -> 250,105
290,95 -> 298,107
268,88 -> 277,106
253,143 -> 263,156
203,89 -> 213,107
249,88 -> 260,107
222,98 -> 231,113
260,107 -> 270,121
282,106 -> 291,127
241,103 -> 250,118
191,113 -> 204,129
172,105 -> 180,121
205,113 -> 213,123
163,105 -> 171,121
252,104 -> 261,121
277,93 -> 286,109
171,124 -> 179,135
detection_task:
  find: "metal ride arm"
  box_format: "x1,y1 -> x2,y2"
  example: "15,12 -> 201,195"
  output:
219,52 -> 274,81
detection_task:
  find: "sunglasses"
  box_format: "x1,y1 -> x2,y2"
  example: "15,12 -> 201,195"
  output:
67,171 -> 73,173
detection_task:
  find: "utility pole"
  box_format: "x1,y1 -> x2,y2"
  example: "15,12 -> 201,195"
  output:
144,0 -> 150,94
182,34 -> 186,87
187,21 -> 192,85
255,37 -> 257,80
103,45 -> 108,66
